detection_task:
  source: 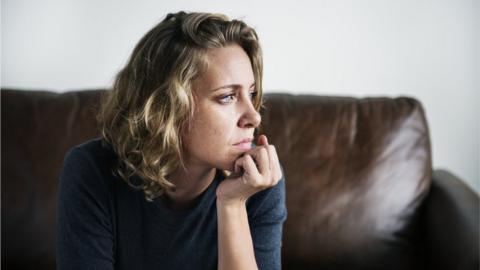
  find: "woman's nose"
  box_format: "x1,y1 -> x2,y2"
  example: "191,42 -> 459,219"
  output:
238,101 -> 261,128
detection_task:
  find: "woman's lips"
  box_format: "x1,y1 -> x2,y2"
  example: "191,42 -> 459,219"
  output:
234,142 -> 252,150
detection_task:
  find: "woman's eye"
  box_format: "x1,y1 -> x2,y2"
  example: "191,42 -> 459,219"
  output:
219,94 -> 236,104
249,91 -> 258,100
218,91 -> 257,104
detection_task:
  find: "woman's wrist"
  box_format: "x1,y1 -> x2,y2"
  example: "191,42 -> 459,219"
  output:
216,198 -> 247,210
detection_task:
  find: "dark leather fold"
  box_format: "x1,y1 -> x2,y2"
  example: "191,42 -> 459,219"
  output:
424,169 -> 479,270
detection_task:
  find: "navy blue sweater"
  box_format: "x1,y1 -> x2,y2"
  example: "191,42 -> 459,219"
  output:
56,138 -> 287,270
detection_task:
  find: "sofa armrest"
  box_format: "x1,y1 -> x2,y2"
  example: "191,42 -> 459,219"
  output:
424,169 -> 479,270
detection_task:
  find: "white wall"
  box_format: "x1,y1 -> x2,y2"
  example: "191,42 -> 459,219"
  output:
2,0 -> 479,192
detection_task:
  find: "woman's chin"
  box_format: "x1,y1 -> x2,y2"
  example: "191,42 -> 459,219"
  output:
216,160 -> 236,175
213,152 -> 246,174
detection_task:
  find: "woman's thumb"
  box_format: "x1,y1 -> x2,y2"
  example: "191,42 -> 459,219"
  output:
257,134 -> 268,146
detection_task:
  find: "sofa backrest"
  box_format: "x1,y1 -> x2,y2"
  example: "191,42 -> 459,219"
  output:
2,89 -> 432,270
260,94 -> 432,269
2,89 -> 102,269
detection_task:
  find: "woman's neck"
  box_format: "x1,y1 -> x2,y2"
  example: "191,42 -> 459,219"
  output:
164,166 -> 217,211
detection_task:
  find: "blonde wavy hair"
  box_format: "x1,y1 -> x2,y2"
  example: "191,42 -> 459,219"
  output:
97,11 -> 263,201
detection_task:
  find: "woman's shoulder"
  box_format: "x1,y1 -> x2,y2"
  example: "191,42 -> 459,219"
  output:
67,137 -> 115,158
63,138 -> 116,168
60,137 -> 118,192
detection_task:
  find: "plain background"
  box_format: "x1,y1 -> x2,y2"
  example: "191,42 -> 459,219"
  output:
2,0 -> 479,192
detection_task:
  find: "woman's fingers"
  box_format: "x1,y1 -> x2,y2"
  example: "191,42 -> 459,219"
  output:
265,145 -> 281,184
246,135 -> 280,180
258,147 -> 271,176
233,156 -> 243,177
241,154 -> 260,184
219,136 -> 281,204
234,135 -> 281,189
257,134 -> 268,146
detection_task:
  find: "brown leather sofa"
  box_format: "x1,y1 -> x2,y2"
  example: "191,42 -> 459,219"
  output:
2,89 -> 479,270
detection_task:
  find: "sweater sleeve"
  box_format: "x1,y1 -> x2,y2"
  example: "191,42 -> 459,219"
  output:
247,171 -> 287,270
56,146 -> 115,270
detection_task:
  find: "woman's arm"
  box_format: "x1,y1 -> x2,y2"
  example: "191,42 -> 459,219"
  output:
216,135 -> 284,270
217,200 -> 258,270
217,178 -> 287,270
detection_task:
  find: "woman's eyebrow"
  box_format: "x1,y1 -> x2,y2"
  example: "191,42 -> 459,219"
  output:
210,82 -> 256,92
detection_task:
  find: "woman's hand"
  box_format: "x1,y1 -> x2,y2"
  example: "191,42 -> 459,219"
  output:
216,134 -> 283,206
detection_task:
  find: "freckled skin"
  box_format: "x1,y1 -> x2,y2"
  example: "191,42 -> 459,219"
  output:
182,44 -> 261,171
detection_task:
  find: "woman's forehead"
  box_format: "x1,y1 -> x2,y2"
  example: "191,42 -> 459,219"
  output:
195,45 -> 254,93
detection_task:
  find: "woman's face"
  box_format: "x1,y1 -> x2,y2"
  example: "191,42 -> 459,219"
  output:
182,44 -> 261,171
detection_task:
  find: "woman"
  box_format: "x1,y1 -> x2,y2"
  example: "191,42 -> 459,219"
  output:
57,11 -> 286,270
